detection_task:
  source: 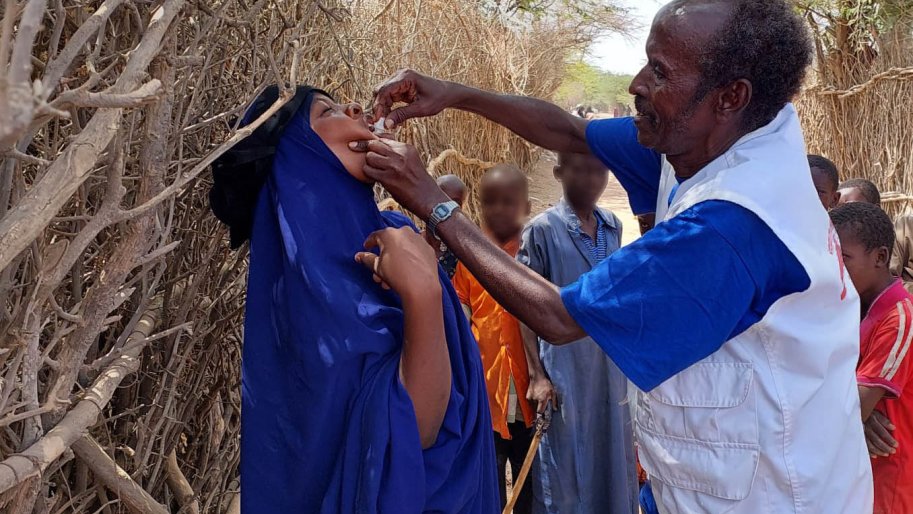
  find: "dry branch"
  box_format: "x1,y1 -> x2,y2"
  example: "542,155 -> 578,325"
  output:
72,436 -> 170,514
0,300 -> 160,495
0,0 -> 184,272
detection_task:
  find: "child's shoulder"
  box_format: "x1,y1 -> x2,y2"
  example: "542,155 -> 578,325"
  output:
526,206 -> 565,231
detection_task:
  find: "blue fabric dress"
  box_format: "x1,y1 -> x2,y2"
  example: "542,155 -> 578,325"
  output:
241,93 -> 498,513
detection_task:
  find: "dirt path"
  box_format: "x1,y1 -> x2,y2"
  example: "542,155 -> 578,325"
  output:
529,153 -> 639,246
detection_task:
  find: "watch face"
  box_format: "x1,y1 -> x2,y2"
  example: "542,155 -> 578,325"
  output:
434,204 -> 449,217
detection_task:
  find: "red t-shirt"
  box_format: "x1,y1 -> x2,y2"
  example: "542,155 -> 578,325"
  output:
859,279 -> 913,514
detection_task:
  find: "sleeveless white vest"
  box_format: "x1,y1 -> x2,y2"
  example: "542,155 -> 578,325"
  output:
637,104 -> 873,514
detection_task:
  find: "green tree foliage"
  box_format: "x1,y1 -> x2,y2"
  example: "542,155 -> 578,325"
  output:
553,60 -> 634,112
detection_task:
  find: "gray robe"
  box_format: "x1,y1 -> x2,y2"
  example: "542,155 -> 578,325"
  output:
518,199 -> 639,514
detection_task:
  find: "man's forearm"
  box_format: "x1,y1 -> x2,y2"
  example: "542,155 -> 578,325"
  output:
438,213 -> 584,344
448,83 -> 590,154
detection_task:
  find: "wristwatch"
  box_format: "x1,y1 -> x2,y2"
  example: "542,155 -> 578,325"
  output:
427,200 -> 460,240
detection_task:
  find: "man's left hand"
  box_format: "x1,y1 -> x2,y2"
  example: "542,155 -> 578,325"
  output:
349,138 -> 448,219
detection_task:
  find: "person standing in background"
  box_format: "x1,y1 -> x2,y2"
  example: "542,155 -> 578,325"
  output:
453,164 -> 539,514
519,151 -> 638,513
808,154 -> 840,210
831,202 -> 913,514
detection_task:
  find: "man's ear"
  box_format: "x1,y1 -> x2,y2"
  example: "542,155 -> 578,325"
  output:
717,79 -> 752,122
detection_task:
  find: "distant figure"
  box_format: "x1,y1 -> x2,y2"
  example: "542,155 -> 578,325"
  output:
891,214 -> 913,294
453,164 -> 537,514
831,202 -> 913,514
425,174 -> 468,277
808,154 -> 839,209
839,178 -> 881,206
518,151 -> 638,514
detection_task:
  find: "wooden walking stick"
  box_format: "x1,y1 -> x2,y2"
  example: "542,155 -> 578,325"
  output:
502,403 -> 552,514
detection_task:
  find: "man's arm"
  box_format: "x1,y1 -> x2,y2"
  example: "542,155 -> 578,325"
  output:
440,213 -> 585,344
371,69 -> 590,154
353,139 -> 585,343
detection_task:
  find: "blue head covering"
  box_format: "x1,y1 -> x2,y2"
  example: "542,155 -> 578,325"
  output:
241,90 -> 498,513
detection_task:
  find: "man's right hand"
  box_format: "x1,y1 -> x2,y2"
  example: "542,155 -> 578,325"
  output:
371,69 -> 457,128
865,410 -> 898,457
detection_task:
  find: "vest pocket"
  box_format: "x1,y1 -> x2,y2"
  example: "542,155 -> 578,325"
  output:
638,427 -> 760,502
637,362 -> 760,505
642,361 -> 758,444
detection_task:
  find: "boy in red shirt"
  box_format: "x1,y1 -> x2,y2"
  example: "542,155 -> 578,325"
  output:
831,202 -> 913,514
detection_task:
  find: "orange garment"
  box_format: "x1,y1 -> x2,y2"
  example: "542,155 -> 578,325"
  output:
452,238 -> 534,439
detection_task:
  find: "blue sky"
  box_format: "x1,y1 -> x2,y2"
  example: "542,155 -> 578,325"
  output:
586,0 -> 664,75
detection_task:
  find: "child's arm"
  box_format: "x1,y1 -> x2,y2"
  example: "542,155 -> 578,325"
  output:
356,227 -> 451,449
520,322 -> 557,413
858,385 -> 888,421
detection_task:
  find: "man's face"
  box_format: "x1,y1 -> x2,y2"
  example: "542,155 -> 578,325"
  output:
628,2 -> 731,156
810,168 -> 839,210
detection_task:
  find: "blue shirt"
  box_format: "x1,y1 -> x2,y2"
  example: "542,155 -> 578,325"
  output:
561,201 -> 612,263
561,118 -> 811,392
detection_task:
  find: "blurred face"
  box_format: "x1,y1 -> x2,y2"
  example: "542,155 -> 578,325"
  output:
837,187 -> 867,206
627,2 -> 729,155
811,167 -> 839,209
554,154 -> 608,209
838,229 -> 888,298
309,94 -> 377,182
480,174 -> 530,241
439,182 -> 467,207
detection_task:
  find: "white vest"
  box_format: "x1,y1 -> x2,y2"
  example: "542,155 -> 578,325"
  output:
637,104 -> 873,514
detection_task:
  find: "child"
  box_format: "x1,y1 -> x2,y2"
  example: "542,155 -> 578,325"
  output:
425,174 -> 467,277
518,152 -> 639,514
839,177 -> 881,206
808,154 -> 839,210
831,202 -> 913,514
453,164 -> 536,514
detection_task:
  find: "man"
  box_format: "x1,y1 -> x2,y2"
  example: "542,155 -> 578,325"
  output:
808,154 -> 840,209
353,1 -> 873,512
839,177 -> 882,206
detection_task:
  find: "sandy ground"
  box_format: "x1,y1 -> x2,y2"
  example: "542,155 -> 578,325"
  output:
528,152 -> 639,247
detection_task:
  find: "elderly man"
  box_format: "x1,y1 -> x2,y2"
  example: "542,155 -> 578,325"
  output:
353,0 -> 873,512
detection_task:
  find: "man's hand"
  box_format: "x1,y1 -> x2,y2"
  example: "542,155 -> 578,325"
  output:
865,410 -> 899,458
527,375 -> 558,414
355,227 -> 440,301
349,138 -> 448,219
371,69 -> 456,128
